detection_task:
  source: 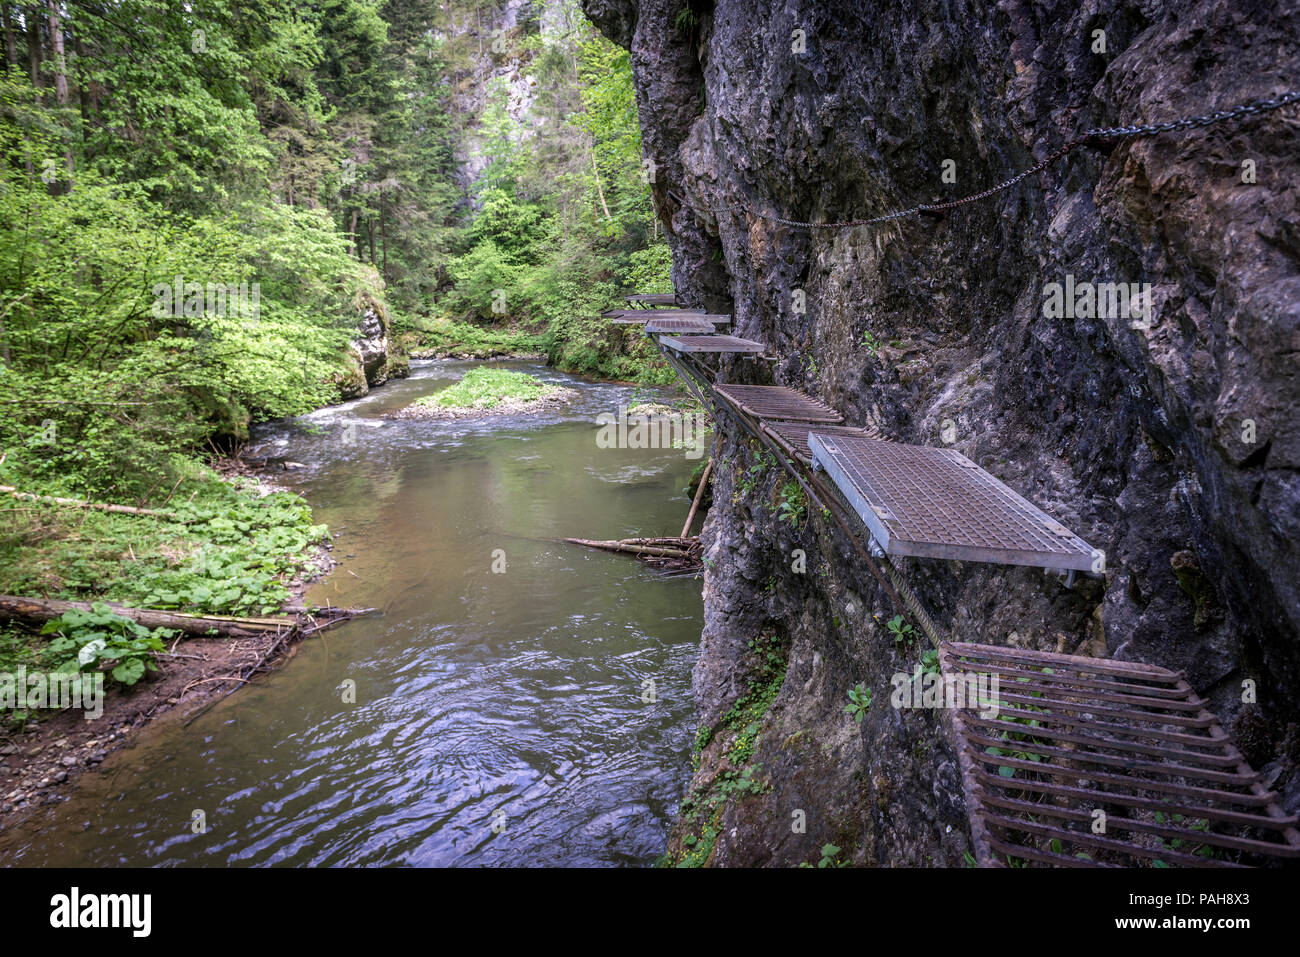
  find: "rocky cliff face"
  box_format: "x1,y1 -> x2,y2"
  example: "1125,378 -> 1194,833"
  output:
584,0 -> 1300,865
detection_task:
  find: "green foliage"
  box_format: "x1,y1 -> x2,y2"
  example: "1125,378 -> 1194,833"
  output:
777,481 -> 806,527
0,466 -> 329,621
425,10 -> 671,383
39,604 -> 170,687
417,367 -> 556,410
844,683 -> 873,722
886,614 -> 918,644
817,843 -> 846,868
673,634 -> 787,867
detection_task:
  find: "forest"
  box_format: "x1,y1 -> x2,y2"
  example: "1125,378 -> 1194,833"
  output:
0,1 -> 669,716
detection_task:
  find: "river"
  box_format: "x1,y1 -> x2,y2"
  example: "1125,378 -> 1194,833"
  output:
0,360 -> 704,866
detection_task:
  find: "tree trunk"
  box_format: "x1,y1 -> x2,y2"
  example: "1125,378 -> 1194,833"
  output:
27,10 -> 41,88
46,1 -> 67,105
0,485 -> 178,518
3,6 -> 16,68
0,595 -> 296,637
347,208 -> 360,257
380,200 -> 387,279
680,457 -> 713,537
591,146 -> 612,222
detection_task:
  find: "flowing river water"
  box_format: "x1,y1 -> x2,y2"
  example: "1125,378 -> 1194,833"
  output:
0,360 -> 704,866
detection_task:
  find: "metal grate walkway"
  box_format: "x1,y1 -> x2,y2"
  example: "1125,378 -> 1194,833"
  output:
645,316 -> 716,334
808,432 -> 1095,571
625,293 -> 678,307
940,641 -> 1300,867
714,383 -> 843,423
763,420 -> 881,465
662,334 -> 765,354
607,310 -> 731,325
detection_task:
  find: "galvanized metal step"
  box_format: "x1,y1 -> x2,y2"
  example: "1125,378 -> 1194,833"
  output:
808,432 -> 1095,571
662,334 -> 765,355
940,641 -> 1300,867
624,293 -> 678,307
762,420 -> 881,465
606,310 -> 731,325
644,316 -> 717,334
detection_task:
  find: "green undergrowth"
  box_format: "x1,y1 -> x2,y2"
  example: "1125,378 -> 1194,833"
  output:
669,633 -> 788,867
0,459 -> 328,701
404,320 -> 548,359
0,461 -> 328,727
415,367 -> 558,409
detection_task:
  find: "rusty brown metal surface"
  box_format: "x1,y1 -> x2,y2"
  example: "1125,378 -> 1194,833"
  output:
762,420 -> 881,463
644,316 -> 716,334
713,384 -> 843,423
662,335 -> 765,354
808,433 -> 1096,571
939,641 -> 1300,867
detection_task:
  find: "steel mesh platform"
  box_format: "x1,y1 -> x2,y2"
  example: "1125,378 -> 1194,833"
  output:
645,316 -> 716,334
608,310 -> 730,325
762,420 -> 880,464
662,335 -> 764,354
714,384 -> 843,424
625,293 -> 678,307
807,433 -> 1095,571
940,641 -> 1300,867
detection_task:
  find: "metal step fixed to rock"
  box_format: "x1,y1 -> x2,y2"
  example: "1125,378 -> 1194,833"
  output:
808,432 -> 1096,571
714,383 -> 844,424
644,316 -> 717,334
939,640 -> 1300,867
661,334 -> 765,355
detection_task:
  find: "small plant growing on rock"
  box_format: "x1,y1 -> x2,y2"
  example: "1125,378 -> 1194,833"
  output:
844,683 -> 872,722
885,614 -> 917,643
776,480 -> 806,527
861,330 -> 880,356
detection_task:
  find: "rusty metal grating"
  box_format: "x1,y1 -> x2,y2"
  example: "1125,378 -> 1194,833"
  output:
940,641 -> 1300,867
808,433 -> 1095,571
644,316 -> 718,334
625,293 -> 678,307
715,384 -> 844,424
662,334 -> 765,354
762,420 -> 882,464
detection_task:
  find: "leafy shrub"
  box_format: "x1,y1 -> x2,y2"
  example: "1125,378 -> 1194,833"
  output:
40,604 -> 170,687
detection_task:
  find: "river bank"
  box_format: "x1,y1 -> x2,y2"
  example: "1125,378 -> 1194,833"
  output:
0,461 -> 341,830
0,359 -> 706,865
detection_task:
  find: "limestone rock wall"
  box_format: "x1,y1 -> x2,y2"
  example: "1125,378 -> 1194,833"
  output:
584,0 -> 1300,865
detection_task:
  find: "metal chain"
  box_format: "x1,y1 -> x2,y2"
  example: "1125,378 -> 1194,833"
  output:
668,90 -> 1299,230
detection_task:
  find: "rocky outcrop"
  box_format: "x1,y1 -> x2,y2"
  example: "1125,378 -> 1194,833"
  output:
585,0 -> 1300,865
339,304 -> 409,400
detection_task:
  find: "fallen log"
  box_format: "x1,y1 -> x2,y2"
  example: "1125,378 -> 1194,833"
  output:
0,486 -> 178,520
0,595 -> 293,637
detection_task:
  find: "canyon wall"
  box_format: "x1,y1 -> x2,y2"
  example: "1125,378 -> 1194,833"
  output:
583,0 -> 1300,864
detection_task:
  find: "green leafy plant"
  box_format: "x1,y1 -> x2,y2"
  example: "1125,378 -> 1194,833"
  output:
40,603 -> 170,687
885,614 -> 917,643
776,480 -> 806,527
417,367 -> 558,410
844,683 -> 872,722
817,843 -> 845,868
